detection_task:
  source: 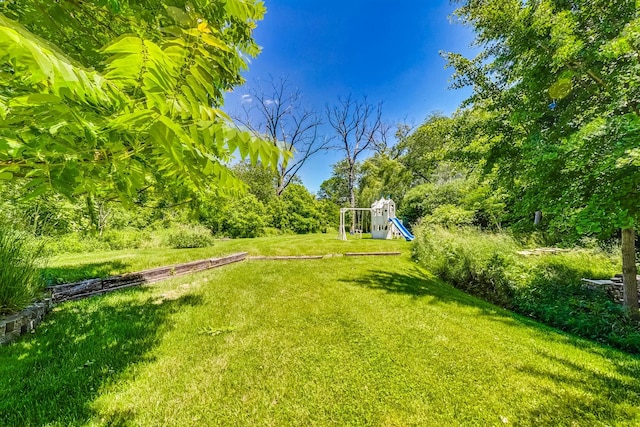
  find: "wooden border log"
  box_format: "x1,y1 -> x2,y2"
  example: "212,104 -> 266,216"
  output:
249,255 -> 324,260
344,252 -> 402,257
50,252 -> 247,303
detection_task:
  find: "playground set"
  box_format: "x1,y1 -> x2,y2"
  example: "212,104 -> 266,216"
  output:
338,198 -> 414,241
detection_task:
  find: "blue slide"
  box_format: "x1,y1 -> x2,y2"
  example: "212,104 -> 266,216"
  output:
389,217 -> 414,241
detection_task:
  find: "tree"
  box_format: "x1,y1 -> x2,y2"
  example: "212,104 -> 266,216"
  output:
317,159 -> 354,206
446,0 -> 640,316
0,1 -> 283,203
399,173 -> 505,229
232,161 -> 278,205
234,76 -> 327,195
268,183 -> 322,234
397,113 -> 458,185
358,153 -> 411,208
326,95 -> 383,222
199,193 -> 267,238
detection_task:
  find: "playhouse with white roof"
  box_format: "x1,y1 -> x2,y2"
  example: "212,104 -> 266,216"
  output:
338,197 -> 414,241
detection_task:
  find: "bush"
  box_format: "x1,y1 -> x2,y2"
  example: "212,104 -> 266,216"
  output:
43,226 -> 215,254
43,230 -> 145,254
166,225 -> 215,249
100,228 -> 149,250
413,226 -> 520,307
413,225 -> 640,353
0,227 -> 46,315
424,204 -> 475,228
199,194 -> 267,238
268,184 -> 322,234
43,232 -> 107,254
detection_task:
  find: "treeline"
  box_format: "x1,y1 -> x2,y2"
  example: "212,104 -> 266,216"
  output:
319,113 -> 508,235
0,162 -> 340,253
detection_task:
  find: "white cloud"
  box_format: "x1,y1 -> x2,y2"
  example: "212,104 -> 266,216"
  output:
241,94 -> 252,103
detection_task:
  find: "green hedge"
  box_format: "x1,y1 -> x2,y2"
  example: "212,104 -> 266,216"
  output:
412,226 -> 640,353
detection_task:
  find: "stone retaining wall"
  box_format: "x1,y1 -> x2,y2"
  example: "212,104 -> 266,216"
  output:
0,299 -> 52,345
582,277 -> 640,305
599,282 -> 640,306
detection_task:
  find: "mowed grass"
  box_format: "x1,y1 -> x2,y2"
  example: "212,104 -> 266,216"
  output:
43,234 -> 407,284
1,235 -> 639,426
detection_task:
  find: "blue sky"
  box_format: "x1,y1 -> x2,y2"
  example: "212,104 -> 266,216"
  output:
224,0 -> 476,193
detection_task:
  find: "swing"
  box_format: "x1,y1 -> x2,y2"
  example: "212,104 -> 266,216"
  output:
338,198 -> 399,241
352,210 -> 363,238
338,207 -> 371,240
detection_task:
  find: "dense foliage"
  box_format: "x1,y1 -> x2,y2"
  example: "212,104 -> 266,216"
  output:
442,0 -> 640,314
0,0 -> 282,202
199,182 -> 335,239
413,226 -> 640,352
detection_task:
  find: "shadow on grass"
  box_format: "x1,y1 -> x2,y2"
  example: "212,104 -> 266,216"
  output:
343,266 -> 514,319
41,260 -> 131,286
347,266 -> 640,348
346,264 -> 640,350
516,348 -> 640,423
0,287 -> 202,427
347,267 -> 640,423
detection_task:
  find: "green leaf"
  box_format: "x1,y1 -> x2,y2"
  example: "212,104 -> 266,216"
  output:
548,77 -> 573,99
49,121 -> 68,135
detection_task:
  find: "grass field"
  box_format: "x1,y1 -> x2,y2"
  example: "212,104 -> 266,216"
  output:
42,234 -> 407,284
2,235 -> 640,426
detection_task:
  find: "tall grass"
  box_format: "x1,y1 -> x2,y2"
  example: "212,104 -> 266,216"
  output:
0,227 -> 46,315
413,225 -> 640,352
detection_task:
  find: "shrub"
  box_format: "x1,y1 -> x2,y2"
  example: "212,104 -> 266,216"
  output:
268,184 -> 322,234
413,226 -> 520,307
43,230 -> 145,254
43,232 -> 106,254
166,225 -> 215,249
199,194 -> 267,238
424,204 -> 475,228
413,225 -> 640,353
100,228 -> 149,250
0,227 -> 46,315
43,227 -> 214,254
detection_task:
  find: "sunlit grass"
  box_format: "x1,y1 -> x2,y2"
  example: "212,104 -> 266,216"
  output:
2,236 -> 640,426
43,233 -> 408,284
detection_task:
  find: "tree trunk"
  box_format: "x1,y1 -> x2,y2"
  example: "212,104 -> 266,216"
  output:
276,174 -> 285,197
621,227 -> 639,319
348,164 -> 356,230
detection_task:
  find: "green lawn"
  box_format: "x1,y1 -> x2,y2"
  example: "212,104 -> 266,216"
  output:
43,234 -> 407,284
2,235 -> 640,426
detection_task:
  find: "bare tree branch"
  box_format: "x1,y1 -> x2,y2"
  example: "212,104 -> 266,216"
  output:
325,95 -> 383,216
232,75 -> 328,195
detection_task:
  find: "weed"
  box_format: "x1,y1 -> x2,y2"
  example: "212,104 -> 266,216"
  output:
0,227 -> 46,315
197,325 -> 236,336
413,225 -> 640,352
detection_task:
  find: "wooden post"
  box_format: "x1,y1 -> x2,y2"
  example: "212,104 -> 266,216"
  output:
621,227 -> 639,319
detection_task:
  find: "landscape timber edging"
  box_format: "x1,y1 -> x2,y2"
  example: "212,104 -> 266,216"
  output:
48,252 -> 248,303
248,252 -> 403,260
2,250 -> 402,345
249,255 -> 325,260
344,252 -> 402,256
0,299 -> 53,346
